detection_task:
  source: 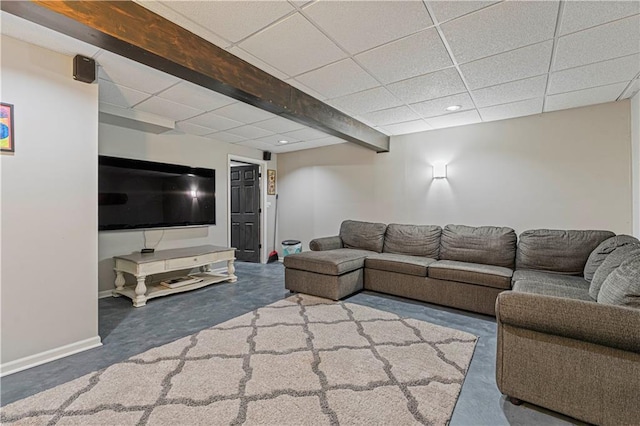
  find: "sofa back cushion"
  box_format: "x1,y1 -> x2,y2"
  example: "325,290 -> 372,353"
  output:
516,229 -> 615,275
439,225 -> 517,268
383,224 -> 441,258
590,244 -> 640,299
597,251 -> 640,308
339,220 -> 387,253
584,235 -> 639,282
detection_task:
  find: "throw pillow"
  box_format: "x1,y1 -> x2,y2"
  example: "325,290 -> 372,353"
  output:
589,244 -> 640,299
584,235 -> 639,282
597,252 -> 640,308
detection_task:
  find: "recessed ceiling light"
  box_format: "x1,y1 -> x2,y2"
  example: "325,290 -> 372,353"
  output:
445,105 -> 462,111
278,140 -> 288,144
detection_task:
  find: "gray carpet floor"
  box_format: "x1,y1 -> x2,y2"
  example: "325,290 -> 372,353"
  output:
1,262 -> 581,425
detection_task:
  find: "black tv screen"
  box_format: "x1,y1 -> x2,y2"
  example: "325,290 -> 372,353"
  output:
98,156 -> 216,231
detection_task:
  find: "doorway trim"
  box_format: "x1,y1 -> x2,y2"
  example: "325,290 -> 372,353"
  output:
227,154 -> 268,264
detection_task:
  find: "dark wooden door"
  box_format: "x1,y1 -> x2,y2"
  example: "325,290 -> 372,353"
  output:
230,165 -> 260,263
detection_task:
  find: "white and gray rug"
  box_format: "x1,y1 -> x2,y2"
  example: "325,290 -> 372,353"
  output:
1,294 -> 477,425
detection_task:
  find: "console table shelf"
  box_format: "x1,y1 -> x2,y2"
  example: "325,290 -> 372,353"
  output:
113,245 -> 236,307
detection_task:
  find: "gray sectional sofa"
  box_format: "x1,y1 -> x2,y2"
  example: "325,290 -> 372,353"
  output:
284,220 -> 640,424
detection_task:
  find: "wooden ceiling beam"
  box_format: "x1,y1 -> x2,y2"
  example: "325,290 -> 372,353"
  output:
1,0 -> 390,153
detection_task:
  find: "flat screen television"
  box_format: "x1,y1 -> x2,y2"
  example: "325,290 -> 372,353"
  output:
98,156 -> 216,231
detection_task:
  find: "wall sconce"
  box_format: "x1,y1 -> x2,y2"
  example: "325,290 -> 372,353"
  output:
190,189 -> 198,198
433,163 -> 447,179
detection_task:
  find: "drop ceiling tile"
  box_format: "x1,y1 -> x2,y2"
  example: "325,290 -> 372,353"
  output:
239,13 -> 346,76
548,54 -> 640,95
460,41 -> 553,89
560,0 -> 640,35
440,1 -> 559,64
99,79 -> 151,109
410,92 -> 475,118
134,1 -> 231,48
157,81 -> 236,112
387,68 -> 466,104
204,131 -> 247,144
621,79 -> 640,99
479,98 -> 543,122
375,126 -> 392,136
554,15 -> 640,71
286,78 -> 329,101
228,46 -> 290,80
295,59 -> 379,99
96,50 -> 180,94
355,29 -> 453,84
134,97 -> 204,121
544,82 -> 629,112
303,1 -> 433,55
329,87 -> 403,115
213,102 -> 276,124
360,106 -> 421,126
153,1 -> 294,43
235,139 -> 278,151
273,137 -> 347,153
282,127 -> 328,141
257,133 -> 302,145
425,109 -> 481,129
1,11 -> 102,58
175,121 -> 218,137
184,111 -> 244,131
427,1 -> 500,23
313,136 -> 347,145
472,75 -> 547,108
253,116 -> 306,133
380,119 -> 433,135
226,125 -> 274,140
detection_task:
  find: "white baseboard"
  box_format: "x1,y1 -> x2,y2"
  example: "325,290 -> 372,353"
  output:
98,289 -> 113,299
0,336 -> 102,377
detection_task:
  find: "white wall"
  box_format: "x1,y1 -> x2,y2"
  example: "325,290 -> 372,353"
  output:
631,92 -> 640,237
1,36 -> 100,371
98,123 -> 277,293
278,101 -> 632,250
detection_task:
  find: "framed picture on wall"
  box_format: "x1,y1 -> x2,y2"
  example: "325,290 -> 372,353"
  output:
267,169 -> 276,195
1,102 -> 15,153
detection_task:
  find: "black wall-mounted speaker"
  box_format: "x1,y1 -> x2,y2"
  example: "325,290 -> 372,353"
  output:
263,151 -> 272,161
73,55 -> 96,84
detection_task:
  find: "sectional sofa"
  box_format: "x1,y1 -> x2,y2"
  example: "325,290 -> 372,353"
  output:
284,220 -> 616,316
283,220 -> 640,425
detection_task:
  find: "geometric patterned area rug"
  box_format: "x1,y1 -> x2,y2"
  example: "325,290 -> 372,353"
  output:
1,294 -> 477,425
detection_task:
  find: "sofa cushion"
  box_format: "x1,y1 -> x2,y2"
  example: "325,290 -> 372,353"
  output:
516,229 -> 614,275
283,248 -> 373,276
365,253 -> 435,277
591,244 -> 640,299
598,252 -> 640,308
512,281 -> 593,301
584,235 -> 639,282
512,270 -> 590,290
428,260 -> 513,289
383,224 -> 441,258
439,225 -> 517,268
339,220 -> 387,253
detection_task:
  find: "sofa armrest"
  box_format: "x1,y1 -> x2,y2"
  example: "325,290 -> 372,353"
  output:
496,291 -> 640,353
309,236 -> 343,251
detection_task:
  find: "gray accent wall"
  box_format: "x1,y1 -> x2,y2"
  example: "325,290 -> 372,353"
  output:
1,36 -> 100,367
277,101 -> 632,251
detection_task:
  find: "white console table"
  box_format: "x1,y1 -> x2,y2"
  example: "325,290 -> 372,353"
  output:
113,245 -> 237,307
